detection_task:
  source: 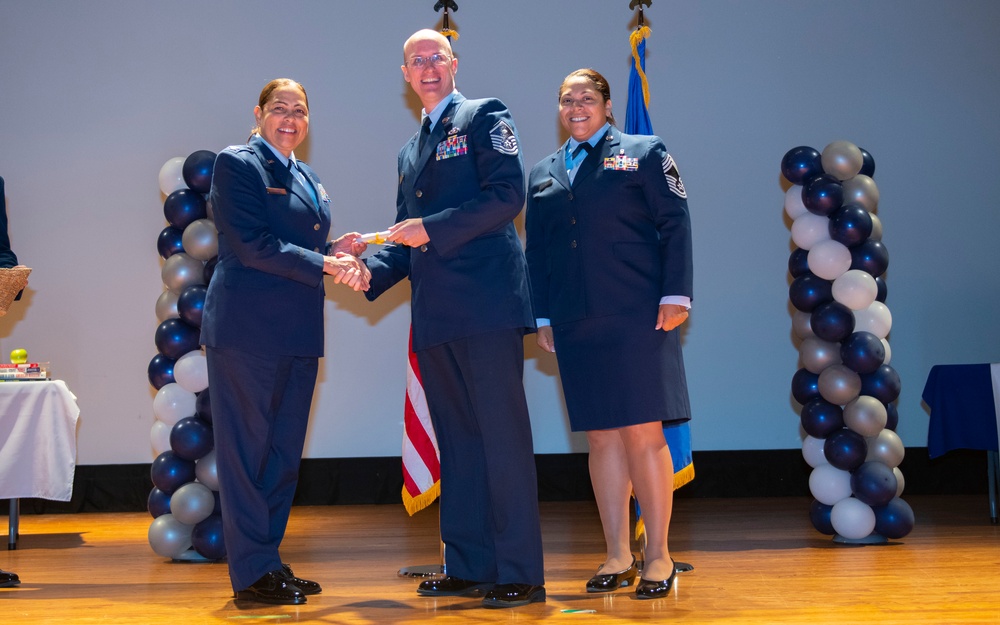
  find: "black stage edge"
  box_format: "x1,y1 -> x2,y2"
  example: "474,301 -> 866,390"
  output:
2,448 -> 990,515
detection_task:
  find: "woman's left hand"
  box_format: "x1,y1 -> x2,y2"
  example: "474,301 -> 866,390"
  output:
655,303 -> 689,332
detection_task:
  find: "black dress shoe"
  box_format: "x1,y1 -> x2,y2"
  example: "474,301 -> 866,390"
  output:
282,563 -> 322,595
586,555 -> 638,593
417,575 -> 492,597
635,560 -> 677,600
0,569 -> 19,588
482,583 -> 545,608
234,570 -> 307,605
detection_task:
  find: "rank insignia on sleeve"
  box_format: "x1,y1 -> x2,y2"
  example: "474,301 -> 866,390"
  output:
604,148 -> 639,171
490,119 -> 519,156
662,153 -> 687,198
436,135 -> 468,161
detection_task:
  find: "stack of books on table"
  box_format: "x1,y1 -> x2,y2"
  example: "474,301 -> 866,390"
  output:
0,363 -> 50,381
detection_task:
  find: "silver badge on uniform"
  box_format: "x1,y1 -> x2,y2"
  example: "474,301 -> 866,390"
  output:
489,119 -> 519,156
662,153 -> 687,199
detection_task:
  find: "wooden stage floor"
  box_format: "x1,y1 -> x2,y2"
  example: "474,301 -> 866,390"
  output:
2,495 -> 998,624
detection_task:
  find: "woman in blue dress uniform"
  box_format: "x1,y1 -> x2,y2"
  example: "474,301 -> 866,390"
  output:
525,69 -> 693,599
201,78 -> 369,605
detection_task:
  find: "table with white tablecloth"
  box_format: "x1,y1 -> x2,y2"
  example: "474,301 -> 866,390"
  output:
0,380 -> 80,548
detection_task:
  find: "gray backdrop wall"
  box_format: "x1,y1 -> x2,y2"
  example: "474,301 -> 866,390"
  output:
1,1 -> 998,465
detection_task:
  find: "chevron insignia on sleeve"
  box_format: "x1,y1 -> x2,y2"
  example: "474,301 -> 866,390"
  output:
489,119 -> 519,156
662,153 -> 687,199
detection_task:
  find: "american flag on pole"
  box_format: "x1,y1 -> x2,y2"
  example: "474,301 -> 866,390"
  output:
625,22 -> 695,538
401,328 -> 440,515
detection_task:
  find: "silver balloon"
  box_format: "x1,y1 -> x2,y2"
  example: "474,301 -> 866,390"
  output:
854,301 -> 892,339
182,219 -> 219,261
792,310 -> 814,340
842,175 -> 879,212
881,338 -> 892,365
821,141 -> 863,181
800,337 -> 842,374
866,429 -> 905,468
893,467 -> 905,497
195,449 -> 219,491
818,364 -> 862,405
170,482 -> 216,526
148,513 -> 194,558
843,395 -> 887,437
161,252 -> 206,294
869,213 -> 883,241
155,289 -> 180,322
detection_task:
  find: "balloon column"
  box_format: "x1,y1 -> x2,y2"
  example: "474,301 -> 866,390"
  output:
148,151 -> 226,561
783,142 -> 914,542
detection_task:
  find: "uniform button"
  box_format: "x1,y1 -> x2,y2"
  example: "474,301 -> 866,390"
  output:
570,217 -> 576,225
568,192 -> 574,200
313,224 -> 320,231
420,244 -> 428,252
570,240 -> 577,248
415,190 -> 423,198
314,247 -> 320,252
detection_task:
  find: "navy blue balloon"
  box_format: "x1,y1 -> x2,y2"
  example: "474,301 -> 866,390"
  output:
850,240 -> 889,277
885,401 -> 898,431
792,368 -> 821,405
154,318 -> 200,360
148,487 -> 172,518
788,248 -> 810,278
823,429 -> 868,471
789,272 -> 833,313
192,514 -> 227,560
800,398 -> 844,438
182,150 -> 217,194
874,276 -> 887,303
147,353 -> 176,390
873,497 -> 914,539
177,284 -> 207,328
150,451 -> 196,494
169,416 -> 214,461
840,331 -> 886,375
861,364 -> 901,404
828,204 -> 873,248
809,499 -> 836,535
781,146 -> 823,185
203,256 -> 218,283
858,148 -> 876,177
157,226 -> 185,260
851,461 -> 898,507
802,174 -> 844,216
196,387 -> 212,423
163,189 -> 207,230
810,301 -> 855,343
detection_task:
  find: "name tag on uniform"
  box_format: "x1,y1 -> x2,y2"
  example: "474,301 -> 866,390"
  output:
436,135 -> 468,161
266,187 -> 287,195
604,149 -> 639,172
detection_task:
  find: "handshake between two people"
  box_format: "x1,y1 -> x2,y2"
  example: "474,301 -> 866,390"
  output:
323,218 -> 429,292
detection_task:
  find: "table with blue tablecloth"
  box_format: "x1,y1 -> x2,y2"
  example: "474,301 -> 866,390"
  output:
922,363 -> 1000,523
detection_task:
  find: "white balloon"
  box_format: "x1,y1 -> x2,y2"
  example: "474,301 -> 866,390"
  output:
158,157 -> 187,196
807,240 -> 852,280
881,339 -> 892,365
153,383 -> 197,426
791,212 -> 832,251
893,467 -> 905,498
784,185 -> 808,220
831,497 -> 876,539
174,350 -> 209,393
854,301 -> 892,339
832,270 -> 878,311
792,310 -> 814,340
196,449 -> 220,491
802,435 -> 828,468
150,419 -> 173,457
810,464 -> 853,505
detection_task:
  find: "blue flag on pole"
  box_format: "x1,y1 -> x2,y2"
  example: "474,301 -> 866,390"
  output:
624,27 -> 695,511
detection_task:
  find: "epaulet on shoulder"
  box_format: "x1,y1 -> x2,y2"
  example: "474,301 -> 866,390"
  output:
223,144 -> 253,155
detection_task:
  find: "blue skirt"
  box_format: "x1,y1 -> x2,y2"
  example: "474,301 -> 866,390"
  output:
552,311 -> 691,432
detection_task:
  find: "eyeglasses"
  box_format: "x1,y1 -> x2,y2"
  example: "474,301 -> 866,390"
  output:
407,53 -> 452,69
